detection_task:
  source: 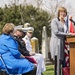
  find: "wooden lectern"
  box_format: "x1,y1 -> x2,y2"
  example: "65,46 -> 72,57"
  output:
66,35 -> 75,75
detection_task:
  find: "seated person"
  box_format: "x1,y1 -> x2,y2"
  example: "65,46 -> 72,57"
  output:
14,29 -> 37,64
14,29 -> 35,56
14,29 -> 30,56
23,28 -> 46,75
0,23 -> 37,75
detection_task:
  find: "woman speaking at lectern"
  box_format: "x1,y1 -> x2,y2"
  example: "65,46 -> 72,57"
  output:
50,7 -> 72,75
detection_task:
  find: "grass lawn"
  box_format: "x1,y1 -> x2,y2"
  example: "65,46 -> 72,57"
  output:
43,65 -> 54,75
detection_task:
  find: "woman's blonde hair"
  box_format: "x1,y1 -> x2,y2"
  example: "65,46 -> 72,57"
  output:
58,7 -> 67,18
2,23 -> 15,35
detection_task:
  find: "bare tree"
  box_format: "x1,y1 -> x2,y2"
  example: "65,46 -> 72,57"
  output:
65,2 -> 75,17
42,0 -> 66,17
2,0 -> 74,19
35,0 -> 43,8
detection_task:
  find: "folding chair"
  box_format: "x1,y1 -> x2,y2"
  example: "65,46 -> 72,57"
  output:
0,54 -> 21,75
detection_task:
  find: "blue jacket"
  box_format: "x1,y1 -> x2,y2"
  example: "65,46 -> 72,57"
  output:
0,34 -> 34,74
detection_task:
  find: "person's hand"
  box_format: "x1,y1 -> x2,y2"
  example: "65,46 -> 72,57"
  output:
68,33 -> 75,36
68,33 -> 73,35
29,52 -> 35,56
20,54 -> 25,58
71,33 -> 75,36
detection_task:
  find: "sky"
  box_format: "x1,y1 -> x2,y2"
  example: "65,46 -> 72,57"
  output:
0,0 -> 75,8
66,0 -> 75,8
65,0 -> 75,19
0,0 -> 75,7
0,0 -> 75,18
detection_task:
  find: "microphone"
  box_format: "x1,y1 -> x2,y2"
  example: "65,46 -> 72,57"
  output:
69,18 -> 75,25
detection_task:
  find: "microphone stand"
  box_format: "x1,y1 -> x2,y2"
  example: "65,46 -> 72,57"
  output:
69,19 -> 75,25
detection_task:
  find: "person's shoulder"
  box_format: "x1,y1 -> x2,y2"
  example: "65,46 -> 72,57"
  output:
51,18 -> 59,24
0,34 -> 4,43
0,34 -> 10,40
52,18 -> 58,22
0,34 -> 3,39
22,36 -> 28,43
24,35 -> 29,40
0,34 -> 15,44
25,37 -> 28,40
